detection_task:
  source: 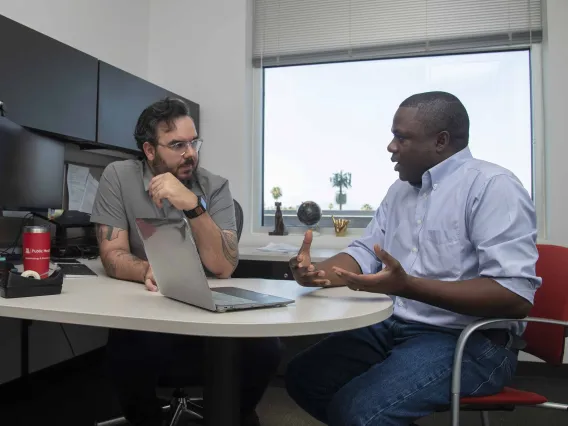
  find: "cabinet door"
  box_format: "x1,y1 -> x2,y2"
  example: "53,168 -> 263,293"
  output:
97,62 -> 199,152
0,15 -> 98,141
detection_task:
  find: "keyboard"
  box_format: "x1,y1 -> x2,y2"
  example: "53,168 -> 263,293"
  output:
211,291 -> 253,306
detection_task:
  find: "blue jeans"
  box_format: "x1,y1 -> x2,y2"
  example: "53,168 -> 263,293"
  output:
285,317 -> 517,426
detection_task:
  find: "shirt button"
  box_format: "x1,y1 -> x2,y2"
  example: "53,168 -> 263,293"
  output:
417,219 -> 422,224
433,184 -> 438,190
411,247 -> 418,253
423,193 -> 428,198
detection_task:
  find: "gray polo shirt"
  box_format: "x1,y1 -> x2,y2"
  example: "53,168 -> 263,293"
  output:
90,159 -> 236,260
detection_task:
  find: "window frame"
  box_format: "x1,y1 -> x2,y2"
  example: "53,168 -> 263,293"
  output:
251,45 -> 546,241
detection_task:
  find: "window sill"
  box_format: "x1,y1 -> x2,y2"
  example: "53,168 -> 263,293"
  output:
240,226 -> 364,250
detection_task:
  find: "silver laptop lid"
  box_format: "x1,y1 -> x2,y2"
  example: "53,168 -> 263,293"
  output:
134,217 -> 216,311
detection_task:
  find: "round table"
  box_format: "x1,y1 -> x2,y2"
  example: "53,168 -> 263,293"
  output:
0,260 -> 393,426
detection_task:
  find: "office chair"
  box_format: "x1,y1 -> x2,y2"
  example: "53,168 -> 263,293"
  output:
449,244 -> 568,426
96,199 -> 245,426
234,199 -> 243,241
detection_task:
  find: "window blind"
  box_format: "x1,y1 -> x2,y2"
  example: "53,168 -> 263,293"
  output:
253,0 -> 542,67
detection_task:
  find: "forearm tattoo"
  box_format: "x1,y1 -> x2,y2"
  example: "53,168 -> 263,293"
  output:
220,229 -> 239,268
96,224 -> 123,244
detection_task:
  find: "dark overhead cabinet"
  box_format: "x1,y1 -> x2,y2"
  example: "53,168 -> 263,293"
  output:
0,14 -> 199,153
97,62 -> 199,151
0,15 -> 98,141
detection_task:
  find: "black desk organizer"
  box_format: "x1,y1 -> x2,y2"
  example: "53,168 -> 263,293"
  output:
0,262 -> 64,298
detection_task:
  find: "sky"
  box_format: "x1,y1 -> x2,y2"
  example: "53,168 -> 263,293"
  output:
263,50 -> 533,212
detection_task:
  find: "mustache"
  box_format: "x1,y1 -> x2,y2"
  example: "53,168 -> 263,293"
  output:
173,158 -> 196,175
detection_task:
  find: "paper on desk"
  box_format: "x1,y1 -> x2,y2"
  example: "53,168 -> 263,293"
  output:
66,164 -> 99,214
256,242 -> 300,253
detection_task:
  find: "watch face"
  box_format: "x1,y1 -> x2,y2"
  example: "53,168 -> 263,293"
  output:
199,196 -> 207,210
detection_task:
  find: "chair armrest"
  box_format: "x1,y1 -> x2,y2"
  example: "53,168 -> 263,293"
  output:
450,317 -> 568,426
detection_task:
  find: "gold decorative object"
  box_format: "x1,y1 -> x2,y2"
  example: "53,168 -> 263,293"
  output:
332,216 -> 350,236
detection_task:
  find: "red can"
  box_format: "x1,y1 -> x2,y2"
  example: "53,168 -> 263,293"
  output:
22,225 -> 51,279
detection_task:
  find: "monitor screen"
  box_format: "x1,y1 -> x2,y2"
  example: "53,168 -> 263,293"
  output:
0,116 -> 65,211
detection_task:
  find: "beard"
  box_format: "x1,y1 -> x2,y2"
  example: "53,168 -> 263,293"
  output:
150,152 -> 198,181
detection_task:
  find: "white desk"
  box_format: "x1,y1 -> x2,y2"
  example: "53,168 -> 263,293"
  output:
238,246 -> 340,263
0,259 -> 393,425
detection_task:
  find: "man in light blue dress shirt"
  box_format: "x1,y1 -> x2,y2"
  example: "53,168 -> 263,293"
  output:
285,91 -> 540,426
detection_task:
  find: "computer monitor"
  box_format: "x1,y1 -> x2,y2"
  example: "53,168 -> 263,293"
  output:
0,116 -> 65,211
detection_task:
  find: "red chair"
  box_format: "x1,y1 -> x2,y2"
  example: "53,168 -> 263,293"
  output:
450,244 -> 568,426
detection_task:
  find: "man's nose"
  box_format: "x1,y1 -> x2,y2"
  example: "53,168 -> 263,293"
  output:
182,144 -> 196,158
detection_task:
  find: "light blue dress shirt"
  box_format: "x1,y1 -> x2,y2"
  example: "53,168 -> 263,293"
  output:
342,147 -> 541,335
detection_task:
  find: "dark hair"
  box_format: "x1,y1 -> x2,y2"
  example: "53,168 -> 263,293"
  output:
134,97 -> 191,151
400,91 -> 470,148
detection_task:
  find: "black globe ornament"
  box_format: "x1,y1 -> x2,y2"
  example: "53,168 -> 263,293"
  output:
297,201 -> 322,227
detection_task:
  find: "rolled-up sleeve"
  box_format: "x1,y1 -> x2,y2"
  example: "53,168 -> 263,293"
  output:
468,174 -> 541,303
341,202 -> 387,275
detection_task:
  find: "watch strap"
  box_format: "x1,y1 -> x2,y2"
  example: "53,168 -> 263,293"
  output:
183,196 -> 207,219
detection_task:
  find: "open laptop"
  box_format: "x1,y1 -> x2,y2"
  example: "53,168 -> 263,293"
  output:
134,217 -> 294,312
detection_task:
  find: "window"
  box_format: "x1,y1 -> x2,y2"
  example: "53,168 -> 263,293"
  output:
262,50 -> 533,228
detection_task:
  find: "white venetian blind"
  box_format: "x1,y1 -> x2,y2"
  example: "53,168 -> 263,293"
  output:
253,0 -> 542,67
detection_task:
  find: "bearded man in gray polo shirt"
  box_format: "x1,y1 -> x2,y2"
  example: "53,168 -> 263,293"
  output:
91,98 -> 279,426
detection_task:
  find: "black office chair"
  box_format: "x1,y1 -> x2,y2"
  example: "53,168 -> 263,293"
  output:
96,199 -> 244,426
234,199 -> 244,241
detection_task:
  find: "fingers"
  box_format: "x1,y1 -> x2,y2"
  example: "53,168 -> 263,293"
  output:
373,244 -> 399,269
294,267 -> 325,279
303,269 -> 326,278
298,230 -> 313,257
148,180 -> 164,195
145,278 -> 158,292
148,175 -> 163,190
333,267 -> 378,286
297,278 -> 331,287
148,180 -> 166,208
290,253 -> 311,269
149,188 -> 164,208
145,266 -> 158,292
310,279 -> 332,287
289,262 -> 329,287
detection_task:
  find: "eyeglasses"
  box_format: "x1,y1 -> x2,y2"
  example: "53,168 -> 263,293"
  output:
159,139 -> 203,155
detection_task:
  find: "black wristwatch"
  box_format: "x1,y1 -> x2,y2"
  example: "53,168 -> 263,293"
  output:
183,196 -> 207,219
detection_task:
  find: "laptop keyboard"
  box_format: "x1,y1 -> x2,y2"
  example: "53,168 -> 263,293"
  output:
211,291 -> 253,306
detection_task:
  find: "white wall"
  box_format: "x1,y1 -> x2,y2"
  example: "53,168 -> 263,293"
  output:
147,0 -> 253,233
0,0 -> 151,79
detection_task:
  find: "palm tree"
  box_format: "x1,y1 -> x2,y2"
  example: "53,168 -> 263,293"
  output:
361,204 -> 373,211
270,186 -> 282,203
330,171 -> 352,210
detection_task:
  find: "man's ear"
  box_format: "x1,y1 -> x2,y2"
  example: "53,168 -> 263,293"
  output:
435,131 -> 451,152
143,141 -> 156,161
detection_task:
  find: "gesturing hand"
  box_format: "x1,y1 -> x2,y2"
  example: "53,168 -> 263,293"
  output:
289,230 -> 331,287
148,172 -> 198,210
333,244 -> 409,295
